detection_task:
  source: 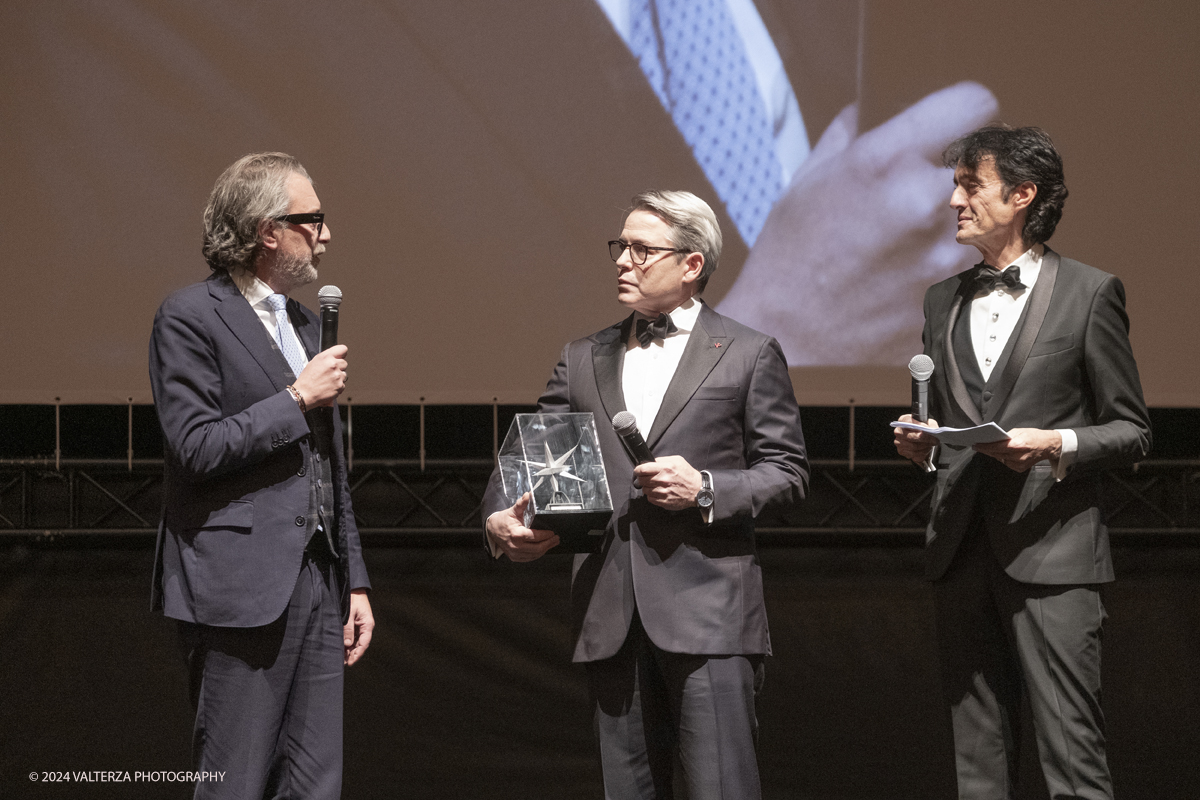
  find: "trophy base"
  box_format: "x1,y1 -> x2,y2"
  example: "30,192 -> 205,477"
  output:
527,509 -> 610,553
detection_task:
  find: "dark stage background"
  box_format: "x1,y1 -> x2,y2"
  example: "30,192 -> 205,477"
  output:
2,543 -> 1198,800
2,405 -> 1200,797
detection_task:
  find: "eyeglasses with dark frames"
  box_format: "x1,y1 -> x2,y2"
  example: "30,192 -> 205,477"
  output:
608,239 -> 688,266
277,212 -> 325,239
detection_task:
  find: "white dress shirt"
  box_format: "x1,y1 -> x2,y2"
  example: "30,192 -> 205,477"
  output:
968,245 -> 1076,477
229,267 -> 310,374
622,297 -> 713,522
622,297 -> 702,438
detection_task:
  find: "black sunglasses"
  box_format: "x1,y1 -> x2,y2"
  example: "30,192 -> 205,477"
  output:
276,212 -> 325,238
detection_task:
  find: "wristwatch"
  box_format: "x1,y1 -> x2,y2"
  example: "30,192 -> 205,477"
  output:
695,470 -> 714,510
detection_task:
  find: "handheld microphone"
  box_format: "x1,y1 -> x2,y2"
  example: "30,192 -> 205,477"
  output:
908,354 -> 934,422
908,354 -> 936,472
612,411 -> 655,466
318,285 -> 342,352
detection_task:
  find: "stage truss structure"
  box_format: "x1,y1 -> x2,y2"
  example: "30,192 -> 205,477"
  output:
2,458 -> 1198,546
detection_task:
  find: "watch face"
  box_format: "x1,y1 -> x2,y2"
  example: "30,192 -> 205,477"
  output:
696,490 -> 714,509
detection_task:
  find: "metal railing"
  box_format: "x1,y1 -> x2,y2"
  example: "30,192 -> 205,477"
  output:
2,457 -> 1197,546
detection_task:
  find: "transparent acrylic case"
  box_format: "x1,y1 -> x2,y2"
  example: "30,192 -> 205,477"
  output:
497,412 -> 613,552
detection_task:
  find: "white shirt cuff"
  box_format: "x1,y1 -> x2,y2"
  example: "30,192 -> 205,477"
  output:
1053,428 -> 1078,480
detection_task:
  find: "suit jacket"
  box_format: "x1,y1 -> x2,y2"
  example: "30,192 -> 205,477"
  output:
922,248 -> 1151,584
484,302 -> 808,662
149,271 -> 369,628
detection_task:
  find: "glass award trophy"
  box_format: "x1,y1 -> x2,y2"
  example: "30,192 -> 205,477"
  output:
497,412 -> 613,553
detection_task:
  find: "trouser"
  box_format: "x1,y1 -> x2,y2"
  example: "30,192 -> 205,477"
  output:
178,549 -> 344,800
587,612 -> 765,800
935,523 -> 1111,800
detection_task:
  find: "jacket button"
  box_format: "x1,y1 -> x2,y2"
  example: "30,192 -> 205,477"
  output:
982,391 -> 993,401
295,516 -> 305,526
298,466 -> 306,476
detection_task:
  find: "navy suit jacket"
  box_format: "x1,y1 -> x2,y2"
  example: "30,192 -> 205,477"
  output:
922,249 -> 1151,584
484,302 -> 808,662
149,271 -> 369,627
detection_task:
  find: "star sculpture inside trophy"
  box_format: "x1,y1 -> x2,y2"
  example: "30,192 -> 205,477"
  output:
524,441 -> 586,506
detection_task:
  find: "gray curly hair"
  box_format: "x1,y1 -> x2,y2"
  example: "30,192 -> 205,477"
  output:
202,152 -> 309,273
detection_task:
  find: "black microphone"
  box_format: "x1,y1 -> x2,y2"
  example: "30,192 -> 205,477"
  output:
908,354 -> 936,472
612,411 -> 655,466
318,285 -> 342,351
908,354 -> 934,422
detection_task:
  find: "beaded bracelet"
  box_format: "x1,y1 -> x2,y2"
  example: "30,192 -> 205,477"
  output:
286,384 -> 307,413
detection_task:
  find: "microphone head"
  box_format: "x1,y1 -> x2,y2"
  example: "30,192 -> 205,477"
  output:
318,285 -> 343,309
908,354 -> 935,381
612,411 -> 638,436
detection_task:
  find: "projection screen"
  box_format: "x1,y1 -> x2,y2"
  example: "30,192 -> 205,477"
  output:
1,0 -> 1196,406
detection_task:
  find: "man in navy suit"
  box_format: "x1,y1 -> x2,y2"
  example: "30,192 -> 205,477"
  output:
484,191 -> 808,800
895,127 -> 1150,799
150,153 -> 373,799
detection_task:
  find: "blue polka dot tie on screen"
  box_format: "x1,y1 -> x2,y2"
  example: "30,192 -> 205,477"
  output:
628,0 -> 782,246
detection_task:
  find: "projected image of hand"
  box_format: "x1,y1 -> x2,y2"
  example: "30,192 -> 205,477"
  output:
717,82 -> 999,366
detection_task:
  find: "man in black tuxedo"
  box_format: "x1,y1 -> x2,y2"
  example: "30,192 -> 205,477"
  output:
483,190 -> 808,799
150,153 -> 373,799
894,127 -> 1150,799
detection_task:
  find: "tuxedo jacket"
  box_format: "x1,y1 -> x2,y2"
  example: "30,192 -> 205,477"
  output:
922,249 -> 1151,584
149,271 -> 369,628
484,302 -> 809,662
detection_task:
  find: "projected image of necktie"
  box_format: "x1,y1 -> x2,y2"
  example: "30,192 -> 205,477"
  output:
626,0 -> 788,247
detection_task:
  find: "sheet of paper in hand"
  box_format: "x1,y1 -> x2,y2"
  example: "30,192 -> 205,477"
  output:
890,421 -> 1010,447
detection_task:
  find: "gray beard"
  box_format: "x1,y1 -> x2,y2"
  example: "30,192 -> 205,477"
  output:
273,250 -> 318,294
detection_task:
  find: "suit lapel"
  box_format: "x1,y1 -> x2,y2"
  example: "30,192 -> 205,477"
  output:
941,275 -> 984,426
646,303 -> 731,447
984,248 -> 1060,422
210,273 -> 292,391
292,299 -> 319,360
592,316 -> 631,425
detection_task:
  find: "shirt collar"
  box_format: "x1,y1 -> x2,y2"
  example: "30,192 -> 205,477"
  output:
665,296 -> 701,333
975,244 -> 1043,298
1009,244 -> 1044,290
229,266 -> 276,307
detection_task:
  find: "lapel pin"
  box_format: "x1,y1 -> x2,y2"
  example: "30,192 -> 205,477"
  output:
714,342 -> 722,348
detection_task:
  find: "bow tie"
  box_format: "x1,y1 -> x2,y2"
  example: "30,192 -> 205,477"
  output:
974,264 -> 1024,293
635,312 -> 677,347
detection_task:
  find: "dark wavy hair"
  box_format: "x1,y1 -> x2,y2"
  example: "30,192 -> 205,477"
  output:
943,126 -> 1068,246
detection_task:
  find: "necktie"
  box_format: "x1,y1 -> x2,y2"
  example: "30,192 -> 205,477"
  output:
974,264 -> 1024,293
628,0 -> 781,247
635,312 -> 677,347
265,293 -> 307,377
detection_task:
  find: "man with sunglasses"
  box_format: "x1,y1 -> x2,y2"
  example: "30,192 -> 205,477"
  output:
483,190 -> 808,800
149,152 -> 372,799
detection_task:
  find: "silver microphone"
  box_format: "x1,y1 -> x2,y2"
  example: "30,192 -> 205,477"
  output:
908,354 -> 934,423
907,354 -> 937,473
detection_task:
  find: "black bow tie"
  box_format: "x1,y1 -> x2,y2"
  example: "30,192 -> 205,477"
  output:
635,312 -> 677,347
974,264 -> 1024,293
